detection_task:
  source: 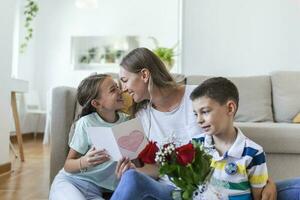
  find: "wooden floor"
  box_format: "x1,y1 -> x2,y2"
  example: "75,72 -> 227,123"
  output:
0,136 -> 50,200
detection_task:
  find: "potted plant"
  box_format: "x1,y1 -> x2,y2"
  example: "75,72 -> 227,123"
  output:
149,37 -> 178,71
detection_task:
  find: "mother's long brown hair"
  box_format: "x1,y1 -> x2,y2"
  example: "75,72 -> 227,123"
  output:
120,47 -> 177,115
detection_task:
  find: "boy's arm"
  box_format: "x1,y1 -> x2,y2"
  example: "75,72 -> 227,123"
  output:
252,183 -> 277,200
251,187 -> 263,200
261,178 -> 277,200
247,148 -> 270,200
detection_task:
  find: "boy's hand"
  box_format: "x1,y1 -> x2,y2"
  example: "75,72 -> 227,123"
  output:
81,146 -> 110,168
261,178 -> 277,200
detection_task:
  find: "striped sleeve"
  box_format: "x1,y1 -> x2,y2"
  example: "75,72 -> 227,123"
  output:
246,148 -> 268,188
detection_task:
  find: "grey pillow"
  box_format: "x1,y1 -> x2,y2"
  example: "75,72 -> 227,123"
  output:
186,75 -> 274,122
271,71 -> 300,122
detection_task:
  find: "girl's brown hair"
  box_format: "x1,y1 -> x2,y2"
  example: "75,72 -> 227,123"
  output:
120,47 -> 177,114
77,74 -> 110,118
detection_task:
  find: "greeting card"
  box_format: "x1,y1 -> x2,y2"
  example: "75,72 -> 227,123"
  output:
87,118 -> 148,160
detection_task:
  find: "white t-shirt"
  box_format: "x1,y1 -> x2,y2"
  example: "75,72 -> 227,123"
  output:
136,85 -> 203,146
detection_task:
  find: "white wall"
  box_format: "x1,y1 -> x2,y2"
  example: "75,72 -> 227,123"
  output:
182,0 -> 300,76
9,0 -> 37,134
0,1 -> 15,165
10,0 -> 37,88
31,0 -> 180,109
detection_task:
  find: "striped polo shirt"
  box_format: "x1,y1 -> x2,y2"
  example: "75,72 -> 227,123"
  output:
194,128 -> 268,200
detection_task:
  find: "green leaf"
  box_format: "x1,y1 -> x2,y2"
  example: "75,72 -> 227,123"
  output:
20,0 -> 39,53
182,190 -> 192,200
20,43 -> 27,48
153,46 -> 175,64
172,177 -> 186,189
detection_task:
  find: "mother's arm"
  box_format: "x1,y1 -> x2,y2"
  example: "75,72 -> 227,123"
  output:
262,178 -> 277,200
136,163 -> 159,179
115,157 -> 159,179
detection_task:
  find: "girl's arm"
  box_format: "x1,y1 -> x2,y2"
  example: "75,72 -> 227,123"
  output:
64,147 -> 110,173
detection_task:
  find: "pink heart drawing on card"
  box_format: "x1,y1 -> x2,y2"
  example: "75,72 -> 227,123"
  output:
117,130 -> 144,152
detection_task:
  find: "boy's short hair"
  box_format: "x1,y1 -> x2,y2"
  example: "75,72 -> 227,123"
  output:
190,77 -> 239,109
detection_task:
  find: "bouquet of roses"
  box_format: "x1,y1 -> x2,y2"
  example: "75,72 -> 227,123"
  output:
138,140 -> 215,200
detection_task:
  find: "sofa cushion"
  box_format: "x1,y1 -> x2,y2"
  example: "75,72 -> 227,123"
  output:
271,71 -> 300,122
236,122 -> 300,154
186,75 -> 274,122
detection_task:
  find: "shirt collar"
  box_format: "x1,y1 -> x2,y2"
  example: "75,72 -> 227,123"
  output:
227,128 -> 246,158
203,127 -> 246,159
94,112 -> 122,125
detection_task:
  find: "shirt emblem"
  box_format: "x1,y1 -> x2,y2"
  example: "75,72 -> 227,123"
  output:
225,162 -> 238,175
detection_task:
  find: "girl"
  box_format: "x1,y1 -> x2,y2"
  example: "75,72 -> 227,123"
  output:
49,74 -> 129,200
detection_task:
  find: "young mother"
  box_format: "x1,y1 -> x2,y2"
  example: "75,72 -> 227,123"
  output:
111,47 -> 298,200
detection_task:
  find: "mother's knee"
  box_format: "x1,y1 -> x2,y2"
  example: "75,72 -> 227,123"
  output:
119,169 -> 148,190
277,178 -> 300,200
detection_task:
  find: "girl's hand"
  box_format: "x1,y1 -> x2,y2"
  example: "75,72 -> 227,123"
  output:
81,146 -> 110,168
115,157 -> 136,179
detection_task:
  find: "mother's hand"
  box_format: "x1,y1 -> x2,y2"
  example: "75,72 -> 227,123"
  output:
115,157 -> 136,179
262,177 -> 277,200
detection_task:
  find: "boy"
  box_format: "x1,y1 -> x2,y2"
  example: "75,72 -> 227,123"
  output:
190,77 -> 268,200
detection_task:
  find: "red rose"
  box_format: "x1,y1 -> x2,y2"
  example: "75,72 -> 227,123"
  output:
176,143 -> 195,166
138,141 -> 159,164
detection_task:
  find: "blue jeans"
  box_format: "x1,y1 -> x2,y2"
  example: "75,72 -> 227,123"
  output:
110,169 -> 175,200
111,170 -> 300,200
277,178 -> 300,200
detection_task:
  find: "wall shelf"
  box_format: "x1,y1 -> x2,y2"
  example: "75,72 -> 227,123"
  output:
71,36 -> 143,71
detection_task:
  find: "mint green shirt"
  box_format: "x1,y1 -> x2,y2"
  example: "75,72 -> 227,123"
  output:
66,112 -> 129,191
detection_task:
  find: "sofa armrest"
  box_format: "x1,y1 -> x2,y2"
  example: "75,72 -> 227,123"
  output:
50,86 -> 77,184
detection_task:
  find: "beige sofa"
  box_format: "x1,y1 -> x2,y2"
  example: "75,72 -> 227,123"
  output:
50,71 -> 300,184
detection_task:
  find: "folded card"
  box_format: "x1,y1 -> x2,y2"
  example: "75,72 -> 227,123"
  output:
87,118 -> 148,161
